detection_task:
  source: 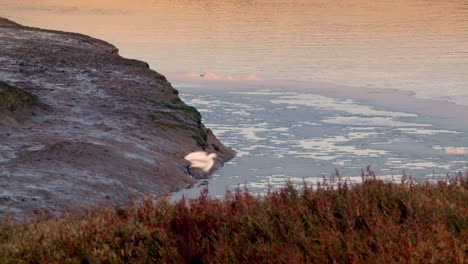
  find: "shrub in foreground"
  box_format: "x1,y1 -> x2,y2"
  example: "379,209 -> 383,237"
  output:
1,177 -> 467,263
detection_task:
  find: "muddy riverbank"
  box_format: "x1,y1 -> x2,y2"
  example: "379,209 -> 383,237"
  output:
0,18 -> 234,220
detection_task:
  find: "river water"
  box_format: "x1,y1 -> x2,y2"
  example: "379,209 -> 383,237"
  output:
1,0 -> 467,197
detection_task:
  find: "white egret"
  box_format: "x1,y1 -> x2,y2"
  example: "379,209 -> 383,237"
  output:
184,151 -> 217,172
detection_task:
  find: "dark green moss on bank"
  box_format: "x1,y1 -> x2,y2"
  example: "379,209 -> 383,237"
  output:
151,101 -> 202,124
0,81 -> 47,113
149,101 -> 208,149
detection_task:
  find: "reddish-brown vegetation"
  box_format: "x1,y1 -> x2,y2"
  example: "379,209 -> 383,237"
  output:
1,175 -> 467,263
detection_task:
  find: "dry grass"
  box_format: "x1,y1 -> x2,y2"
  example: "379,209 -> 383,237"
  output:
1,175 -> 467,263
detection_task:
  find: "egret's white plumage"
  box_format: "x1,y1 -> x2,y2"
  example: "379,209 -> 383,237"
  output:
184,151 -> 217,172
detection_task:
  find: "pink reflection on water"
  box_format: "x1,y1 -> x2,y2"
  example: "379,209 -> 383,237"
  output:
445,147 -> 466,155
181,70 -> 261,81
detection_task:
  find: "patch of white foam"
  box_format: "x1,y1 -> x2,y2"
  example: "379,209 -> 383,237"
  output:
238,127 -> 268,141
292,121 -> 319,127
347,131 -> 383,140
190,98 -> 257,111
206,126 -> 231,137
332,160 -> 352,166
231,148 -> 250,158
290,135 -> 388,160
323,117 -> 431,127
432,145 -> 444,151
224,109 -> 250,116
396,127 -> 460,135
386,159 -> 403,164
242,174 -> 404,192
346,127 -> 380,131
390,161 -> 451,170
189,98 -> 217,106
195,108 -> 213,113
271,94 -> 417,117
235,125 -> 291,142
450,161 -> 468,165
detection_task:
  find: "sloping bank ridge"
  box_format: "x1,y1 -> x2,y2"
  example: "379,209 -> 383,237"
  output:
0,18 -> 234,220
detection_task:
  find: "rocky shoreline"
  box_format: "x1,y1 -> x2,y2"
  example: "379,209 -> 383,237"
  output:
0,18 -> 234,220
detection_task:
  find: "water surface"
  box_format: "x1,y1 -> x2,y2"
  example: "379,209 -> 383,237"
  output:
1,0 -> 467,104
1,0 -> 467,197
172,85 -> 467,199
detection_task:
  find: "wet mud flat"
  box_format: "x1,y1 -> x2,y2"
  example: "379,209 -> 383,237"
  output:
0,18 -> 234,220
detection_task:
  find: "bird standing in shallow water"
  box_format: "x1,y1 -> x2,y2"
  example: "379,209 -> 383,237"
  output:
184,151 -> 217,172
